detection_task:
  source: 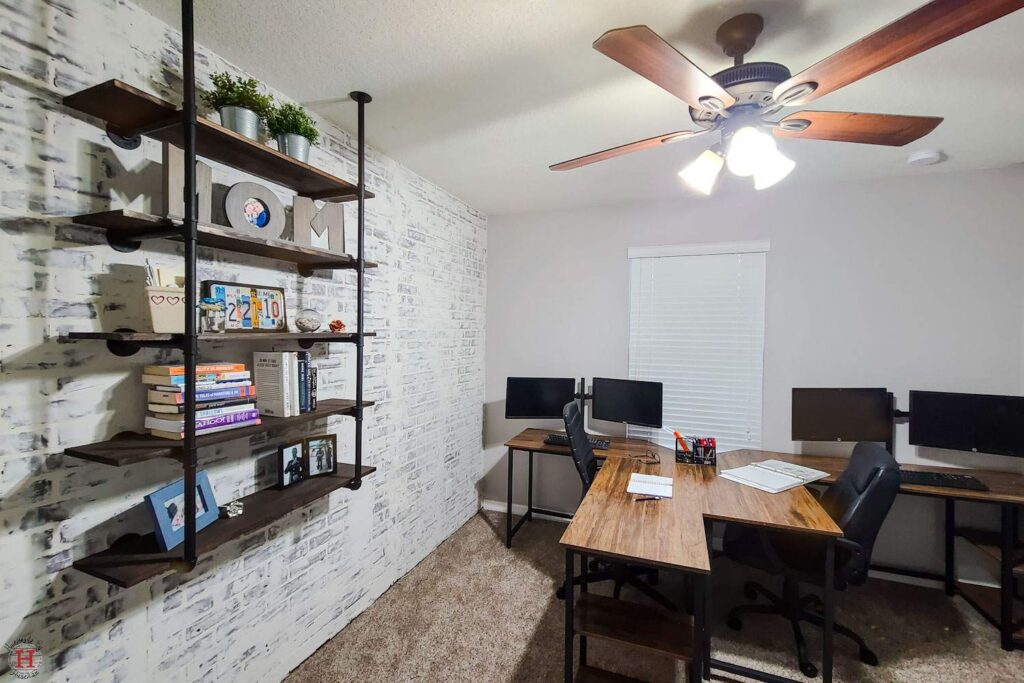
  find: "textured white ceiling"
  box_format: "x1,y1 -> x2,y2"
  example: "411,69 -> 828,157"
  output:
135,0 -> 1024,215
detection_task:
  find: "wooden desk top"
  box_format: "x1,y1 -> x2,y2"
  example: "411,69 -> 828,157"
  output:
559,447 -> 842,574
505,428 -> 656,460
727,450 -> 1024,506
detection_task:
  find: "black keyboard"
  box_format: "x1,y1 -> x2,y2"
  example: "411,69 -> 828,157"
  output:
544,433 -> 610,451
900,470 -> 989,491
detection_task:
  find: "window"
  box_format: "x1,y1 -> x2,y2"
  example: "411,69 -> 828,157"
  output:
627,242 -> 768,451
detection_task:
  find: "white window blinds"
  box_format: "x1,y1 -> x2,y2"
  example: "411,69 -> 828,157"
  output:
627,243 -> 767,451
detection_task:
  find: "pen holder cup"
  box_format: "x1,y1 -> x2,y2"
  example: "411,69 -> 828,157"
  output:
146,286 -> 185,333
675,438 -> 717,466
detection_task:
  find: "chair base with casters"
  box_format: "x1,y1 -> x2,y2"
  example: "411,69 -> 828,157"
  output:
726,577 -> 877,678
555,558 -> 676,612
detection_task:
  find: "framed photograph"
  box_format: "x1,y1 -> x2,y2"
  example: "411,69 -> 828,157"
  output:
145,471 -> 219,552
304,434 -> 337,477
201,280 -> 287,332
278,440 -> 306,489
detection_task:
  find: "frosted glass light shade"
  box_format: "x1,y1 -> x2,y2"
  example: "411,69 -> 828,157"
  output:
678,149 -> 724,195
726,126 -> 776,177
753,149 -> 796,190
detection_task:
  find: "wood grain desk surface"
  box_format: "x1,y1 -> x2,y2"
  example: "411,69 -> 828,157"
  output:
559,447 -> 842,574
505,428 -> 656,459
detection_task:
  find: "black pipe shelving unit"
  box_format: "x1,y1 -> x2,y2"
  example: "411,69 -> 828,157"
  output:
59,0 -> 375,586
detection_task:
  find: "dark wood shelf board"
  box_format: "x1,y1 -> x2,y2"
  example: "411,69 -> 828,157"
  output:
74,463 -> 375,587
62,330 -> 374,346
64,399 -> 374,466
956,581 -> 1024,638
63,80 -> 372,202
72,209 -> 378,270
573,593 -> 694,662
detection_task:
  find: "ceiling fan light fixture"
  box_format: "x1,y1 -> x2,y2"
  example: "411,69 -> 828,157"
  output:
753,148 -> 796,190
678,149 -> 724,195
725,126 -> 776,177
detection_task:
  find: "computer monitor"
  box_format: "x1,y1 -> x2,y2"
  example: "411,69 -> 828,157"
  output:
910,390 -> 1024,457
791,388 -> 892,442
504,377 -> 576,419
590,377 -> 663,428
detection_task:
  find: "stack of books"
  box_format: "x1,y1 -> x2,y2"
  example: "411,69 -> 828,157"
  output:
144,362 -> 260,440
253,351 -> 318,417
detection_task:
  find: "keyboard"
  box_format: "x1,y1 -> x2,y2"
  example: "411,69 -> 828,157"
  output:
900,470 -> 989,491
544,433 -> 610,451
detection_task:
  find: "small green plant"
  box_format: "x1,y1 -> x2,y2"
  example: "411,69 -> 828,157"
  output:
266,102 -> 320,145
201,72 -> 273,118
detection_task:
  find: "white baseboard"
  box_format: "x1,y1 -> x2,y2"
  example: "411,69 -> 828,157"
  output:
480,498 -> 572,524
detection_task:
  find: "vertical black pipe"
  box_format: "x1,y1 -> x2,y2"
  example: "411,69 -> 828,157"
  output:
944,499 -> 956,596
181,0 -> 198,569
349,91 -> 371,490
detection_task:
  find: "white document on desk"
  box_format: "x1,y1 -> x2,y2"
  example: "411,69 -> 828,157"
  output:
719,460 -> 829,494
627,473 -> 673,498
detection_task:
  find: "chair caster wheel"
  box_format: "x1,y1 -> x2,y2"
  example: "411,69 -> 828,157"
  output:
799,661 -> 818,678
743,582 -> 758,600
726,615 -> 742,631
860,648 -> 878,666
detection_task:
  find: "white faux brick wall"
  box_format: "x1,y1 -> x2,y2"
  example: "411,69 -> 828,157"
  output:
0,1 -> 486,681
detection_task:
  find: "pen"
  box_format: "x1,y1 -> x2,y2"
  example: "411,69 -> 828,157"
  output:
633,496 -> 662,502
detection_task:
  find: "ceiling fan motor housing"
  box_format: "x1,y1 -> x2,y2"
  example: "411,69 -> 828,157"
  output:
690,62 -> 791,127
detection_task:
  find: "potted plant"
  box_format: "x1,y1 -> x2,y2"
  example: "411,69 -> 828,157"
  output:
266,103 -> 320,163
201,72 -> 273,141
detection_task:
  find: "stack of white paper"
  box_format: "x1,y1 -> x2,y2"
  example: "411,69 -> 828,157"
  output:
627,473 -> 673,498
719,459 -> 829,494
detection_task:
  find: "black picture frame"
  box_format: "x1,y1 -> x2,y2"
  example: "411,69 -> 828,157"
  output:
277,440 -> 306,489
304,434 -> 338,477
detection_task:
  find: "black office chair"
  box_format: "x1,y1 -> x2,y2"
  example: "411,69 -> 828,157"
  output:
555,400 -> 675,612
722,441 -> 900,677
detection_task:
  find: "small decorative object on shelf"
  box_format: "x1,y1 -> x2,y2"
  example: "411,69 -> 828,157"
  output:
219,500 -> 244,519
329,319 -> 346,332
200,72 -> 273,140
295,308 -> 322,332
278,441 -> 306,489
199,296 -> 227,332
202,281 -> 287,331
305,434 -> 337,477
146,286 -> 185,333
266,102 -> 320,163
145,471 -> 219,551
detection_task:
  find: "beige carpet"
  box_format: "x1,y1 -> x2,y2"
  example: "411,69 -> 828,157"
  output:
287,511 -> 1023,682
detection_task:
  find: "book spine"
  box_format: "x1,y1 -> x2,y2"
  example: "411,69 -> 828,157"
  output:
149,386 -> 257,404
289,352 -> 300,417
195,408 -> 260,431
151,380 -> 253,393
254,352 -> 287,417
297,352 -> 309,413
309,366 -> 318,411
145,363 -> 245,376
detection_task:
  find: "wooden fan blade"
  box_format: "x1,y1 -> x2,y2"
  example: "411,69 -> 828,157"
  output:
773,111 -> 943,146
773,0 -> 1024,106
594,26 -> 736,111
549,130 -> 705,171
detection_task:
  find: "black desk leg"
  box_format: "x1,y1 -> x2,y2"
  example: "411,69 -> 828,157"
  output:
692,573 -> 706,683
703,520 -> 712,681
580,552 -> 588,666
945,499 -> 956,596
823,538 -> 835,683
565,549 -> 574,683
506,447 -> 514,549
527,451 -> 534,522
1000,504 -> 1015,651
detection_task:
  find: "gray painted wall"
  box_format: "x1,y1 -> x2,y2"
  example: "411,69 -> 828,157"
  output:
0,1 -> 486,681
482,166 -> 1024,583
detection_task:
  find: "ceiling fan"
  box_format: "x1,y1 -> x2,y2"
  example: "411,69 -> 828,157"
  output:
550,0 -> 1024,194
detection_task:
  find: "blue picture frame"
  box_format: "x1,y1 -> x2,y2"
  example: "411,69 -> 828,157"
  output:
145,470 -> 219,551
